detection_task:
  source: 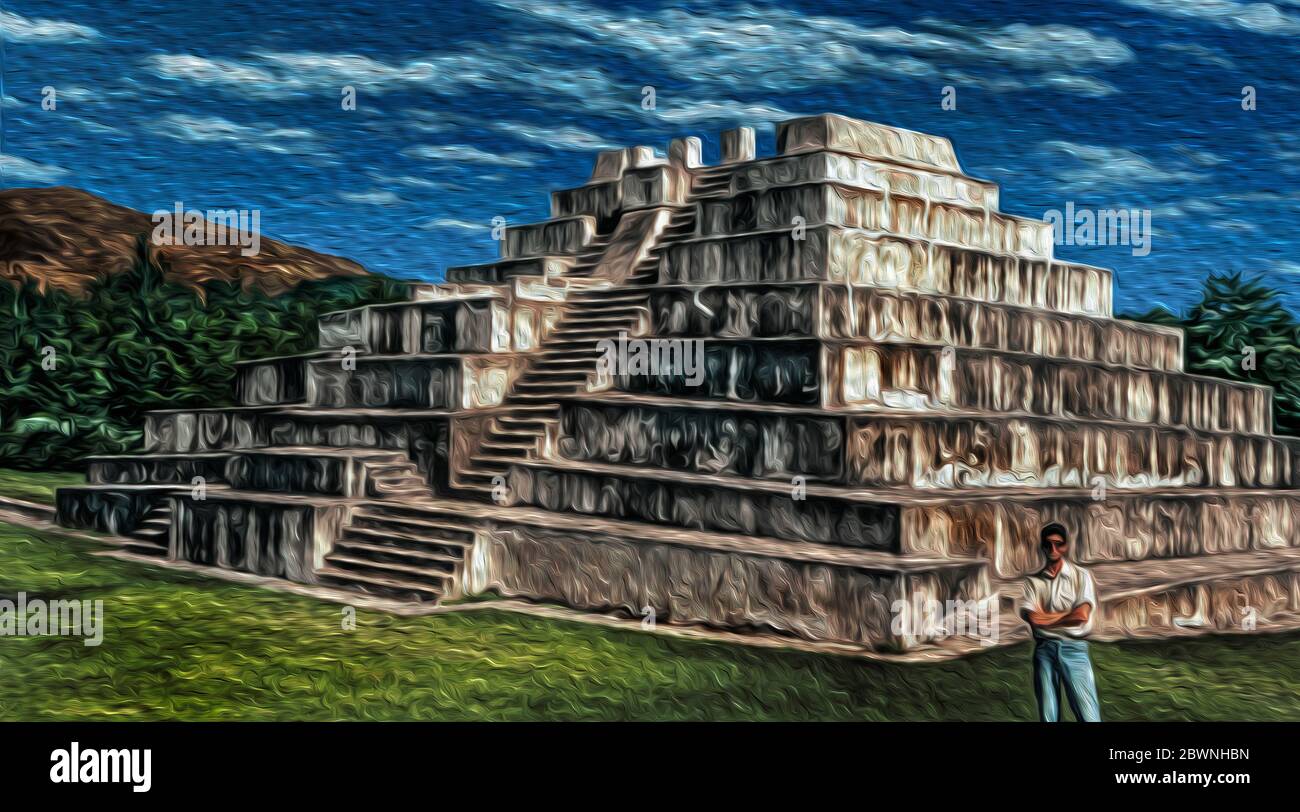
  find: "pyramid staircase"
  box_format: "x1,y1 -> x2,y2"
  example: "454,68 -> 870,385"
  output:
457,207 -> 696,497
55,114 -> 1300,654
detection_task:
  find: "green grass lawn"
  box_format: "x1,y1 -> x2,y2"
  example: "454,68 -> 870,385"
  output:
0,467 -> 84,505
1,519 -> 1299,721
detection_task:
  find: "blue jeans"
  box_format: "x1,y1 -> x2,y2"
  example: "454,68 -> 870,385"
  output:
1033,638 -> 1102,722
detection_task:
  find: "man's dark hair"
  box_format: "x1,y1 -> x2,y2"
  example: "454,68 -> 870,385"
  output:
1040,523 -> 1069,545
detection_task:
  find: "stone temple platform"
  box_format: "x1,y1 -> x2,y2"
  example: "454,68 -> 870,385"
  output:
57,113 -> 1300,654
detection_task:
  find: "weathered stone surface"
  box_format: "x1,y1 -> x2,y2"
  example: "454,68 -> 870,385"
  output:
701,183 -> 1051,260
848,416 -> 1299,490
555,399 -> 1299,490
831,344 -> 1270,433
506,463 -> 899,548
236,355 -> 312,406
501,215 -> 596,259
611,339 -> 821,405
474,519 -> 987,649
1100,568 -> 1300,638
143,408 -> 262,453
57,485 -> 174,537
88,454 -> 228,486
778,113 -> 964,173
819,287 -> 1177,371
731,151 -> 999,210
558,400 -> 844,481
904,493 -> 1300,578
446,256 -> 573,284
659,226 -> 1110,316
305,355 -> 524,410
173,493 -> 349,582
647,284 -> 1177,370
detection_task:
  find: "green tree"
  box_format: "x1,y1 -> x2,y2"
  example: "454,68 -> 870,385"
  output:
0,240 -> 405,470
1128,272 -> 1300,436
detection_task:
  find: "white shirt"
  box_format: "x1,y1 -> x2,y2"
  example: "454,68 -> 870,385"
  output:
1020,560 -> 1097,640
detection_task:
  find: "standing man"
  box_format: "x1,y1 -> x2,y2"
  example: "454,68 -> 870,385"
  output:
1020,523 -> 1102,722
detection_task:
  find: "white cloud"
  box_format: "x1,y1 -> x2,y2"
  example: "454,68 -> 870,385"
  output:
339,189 -> 403,206
154,114 -> 326,155
420,218 -> 491,231
1174,145 -> 1230,167
1122,0 -> 1300,36
402,144 -> 534,166
1036,73 -> 1120,97
145,37 -> 629,113
492,1 -> 1134,97
0,10 -> 100,43
0,153 -> 69,183
653,100 -> 800,125
1040,140 -> 1202,191
499,123 -> 620,151
148,54 -> 299,96
1157,42 -> 1239,69
367,172 -> 454,191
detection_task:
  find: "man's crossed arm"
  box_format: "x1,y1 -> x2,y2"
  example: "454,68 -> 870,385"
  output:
1022,603 -> 1092,629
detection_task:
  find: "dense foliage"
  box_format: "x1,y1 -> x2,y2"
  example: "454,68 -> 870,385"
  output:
1127,272 -> 1300,436
0,241 -> 406,469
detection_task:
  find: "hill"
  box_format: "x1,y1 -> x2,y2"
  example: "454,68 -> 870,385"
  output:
0,187 -> 367,296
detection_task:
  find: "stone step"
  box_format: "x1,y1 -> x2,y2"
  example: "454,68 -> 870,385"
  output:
560,315 -> 640,327
123,539 -> 169,557
467,456 -> 513,473
531,356 -> 599,367
349,511 -> 477,542
517,369 -> 588,381
339,524 -> 471,556
498,420 -> 550,433
480,444 -> 531,459
324,553 -> 457,585
513,383 -> 583,396
316,566 -> 446,601
332,540 -> 461,570
567,304 -> 643,315
552,325 -> 636,337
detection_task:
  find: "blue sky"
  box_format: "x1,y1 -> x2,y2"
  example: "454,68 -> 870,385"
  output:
2,0 -> 1298,315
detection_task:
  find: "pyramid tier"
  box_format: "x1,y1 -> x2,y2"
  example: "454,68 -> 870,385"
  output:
492,457 -> 1300,574
303,354 -> 525,410
317,295 -> 562,355
699,181 -> 1051,261
906,491 -> 1300,579
646,283 -> 1181,372
656,225 -> 1110,317
555,396 -> 1300,490
605,338 -> 1272,434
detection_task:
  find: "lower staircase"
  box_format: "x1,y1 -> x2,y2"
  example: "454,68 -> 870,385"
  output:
456,206 -> 697,499
317,503 -> 475,602
124,502 -> 171,557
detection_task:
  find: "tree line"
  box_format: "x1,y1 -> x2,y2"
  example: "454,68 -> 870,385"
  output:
0,240 -> 405,469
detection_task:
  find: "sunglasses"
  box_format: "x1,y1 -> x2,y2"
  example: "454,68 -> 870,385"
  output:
1042,538 -> 1068,549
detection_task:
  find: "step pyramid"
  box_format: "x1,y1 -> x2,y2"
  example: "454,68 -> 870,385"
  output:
56,114 -> 1300,653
